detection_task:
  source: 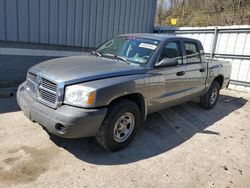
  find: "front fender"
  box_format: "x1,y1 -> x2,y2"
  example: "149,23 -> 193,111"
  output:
80,74 -> 149,108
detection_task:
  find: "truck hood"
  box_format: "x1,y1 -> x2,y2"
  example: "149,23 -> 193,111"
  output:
29,55 -> 147,85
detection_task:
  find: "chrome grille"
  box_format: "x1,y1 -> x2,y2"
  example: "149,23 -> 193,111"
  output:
41,78 -> 57,92
39,89 -> 57,103
26,79 -> 36,94
27,72 -> 37,82
26,72 -> 58,107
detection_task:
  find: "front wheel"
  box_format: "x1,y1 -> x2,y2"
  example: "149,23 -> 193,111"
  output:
200,81 -> 220,109
95,99 -> 141,151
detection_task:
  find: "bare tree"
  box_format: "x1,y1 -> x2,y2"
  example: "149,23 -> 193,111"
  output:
155,0 -> 250,26
156,0 -> 165,26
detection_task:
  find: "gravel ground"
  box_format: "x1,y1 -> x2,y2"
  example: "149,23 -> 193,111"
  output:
0,89 -> 249,188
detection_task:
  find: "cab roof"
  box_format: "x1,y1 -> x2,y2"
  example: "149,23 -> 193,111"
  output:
120,33 -> 177,41
120,33 -> 198,42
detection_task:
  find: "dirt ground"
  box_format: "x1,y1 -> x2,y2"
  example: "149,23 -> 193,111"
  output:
0,89 -> 249,188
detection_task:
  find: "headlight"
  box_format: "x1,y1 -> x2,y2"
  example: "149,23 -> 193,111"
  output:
64,84 -> 96,107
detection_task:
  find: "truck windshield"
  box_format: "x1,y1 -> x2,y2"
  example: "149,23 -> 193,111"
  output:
95,36 -> 160,64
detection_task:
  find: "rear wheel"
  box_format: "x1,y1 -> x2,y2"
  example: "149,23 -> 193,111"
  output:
200,81 -> 220,109
95,99 -> 141,151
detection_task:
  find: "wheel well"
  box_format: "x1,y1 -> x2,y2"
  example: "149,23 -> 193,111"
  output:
214,75 -> 224,89
109,93 -> 145,120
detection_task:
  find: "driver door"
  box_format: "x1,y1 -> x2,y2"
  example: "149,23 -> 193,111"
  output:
148,41 -> 187,114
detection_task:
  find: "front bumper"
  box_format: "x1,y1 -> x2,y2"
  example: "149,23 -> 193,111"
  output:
17,83 -> 107,138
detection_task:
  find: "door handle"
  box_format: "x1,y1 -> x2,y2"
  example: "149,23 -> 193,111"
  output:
176,71 -> 185,76
199,68 -> 206,72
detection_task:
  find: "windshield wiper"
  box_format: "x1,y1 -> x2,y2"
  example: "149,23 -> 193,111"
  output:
102,53 -> 130,65
91,50 -> 102,57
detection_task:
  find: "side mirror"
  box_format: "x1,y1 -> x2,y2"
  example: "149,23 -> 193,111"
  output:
155,58 -> 178,68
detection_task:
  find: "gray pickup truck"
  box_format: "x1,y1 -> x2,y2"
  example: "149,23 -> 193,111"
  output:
17,34 -> 231,151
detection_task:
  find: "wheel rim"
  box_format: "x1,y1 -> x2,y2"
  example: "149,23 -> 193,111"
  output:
210,87 -> 218,104
113,112 -> 135,142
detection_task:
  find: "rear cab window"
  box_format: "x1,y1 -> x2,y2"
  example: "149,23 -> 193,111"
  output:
184,42 -> 201,64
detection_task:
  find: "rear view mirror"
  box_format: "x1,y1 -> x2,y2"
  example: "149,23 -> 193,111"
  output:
155,58 -> 178,68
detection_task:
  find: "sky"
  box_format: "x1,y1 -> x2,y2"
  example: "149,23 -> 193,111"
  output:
159,0 -> 171,10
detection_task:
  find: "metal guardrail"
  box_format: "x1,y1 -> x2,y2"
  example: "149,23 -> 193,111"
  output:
205,53 -> 250,60
154,26 -> 250,87
155,27 -> 250,34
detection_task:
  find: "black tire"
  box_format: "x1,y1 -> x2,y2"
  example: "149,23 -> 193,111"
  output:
200,81 -> 220,109
95,99 -> 141,152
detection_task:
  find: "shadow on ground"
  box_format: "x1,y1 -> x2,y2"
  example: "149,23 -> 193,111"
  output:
49,94 -> 247,165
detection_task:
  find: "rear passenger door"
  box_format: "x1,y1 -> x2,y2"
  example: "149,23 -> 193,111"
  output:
184,41 -> 207,97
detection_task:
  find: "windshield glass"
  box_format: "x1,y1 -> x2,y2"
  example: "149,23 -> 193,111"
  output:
95,36 -> 160,64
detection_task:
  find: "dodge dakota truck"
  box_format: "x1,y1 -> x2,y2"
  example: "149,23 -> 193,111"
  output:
17,34 -> 231,151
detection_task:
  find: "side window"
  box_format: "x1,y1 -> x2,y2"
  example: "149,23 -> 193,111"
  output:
184,42 -> 201,63
158,42 -> 182,64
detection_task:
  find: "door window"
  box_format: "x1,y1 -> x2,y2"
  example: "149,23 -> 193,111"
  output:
158,42 -> 182,64
184,42 -> 201,63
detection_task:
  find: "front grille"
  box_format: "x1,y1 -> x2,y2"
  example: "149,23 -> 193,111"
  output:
40,89 -> 57,103
26,72 -> 58,107
26,79 -> 36,94
41,78 -> 57,92
27,72 -> 37,82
